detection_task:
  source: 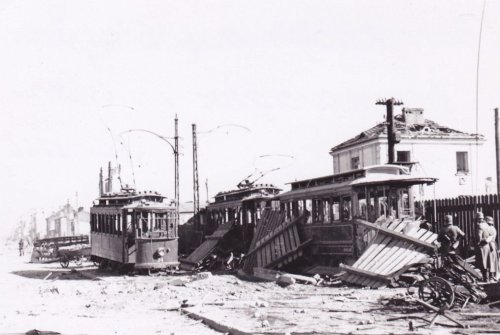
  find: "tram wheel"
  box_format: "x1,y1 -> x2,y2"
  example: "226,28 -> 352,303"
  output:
60,257 -> 70,269
74,256 -> 83,267
98,259 -> 108,270
418,276 -> 455,309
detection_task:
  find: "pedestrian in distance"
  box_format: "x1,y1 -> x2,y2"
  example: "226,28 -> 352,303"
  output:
18,238 -> 24,256
485,216 -> 499,282
475,212 -> 493,282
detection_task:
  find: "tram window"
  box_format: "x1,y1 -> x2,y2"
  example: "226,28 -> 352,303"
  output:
322,200 -> 329,223
401,190 -> 411,217
312,199 -> 321,223
378,196 -> 388,217
305,200 -> 312,224
332,201 -> 340,221
359,198 -> 367,219
341,197 -> 352,221
141,213 -> 148,233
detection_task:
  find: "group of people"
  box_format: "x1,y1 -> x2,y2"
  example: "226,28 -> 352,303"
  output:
437,212 -> 498,282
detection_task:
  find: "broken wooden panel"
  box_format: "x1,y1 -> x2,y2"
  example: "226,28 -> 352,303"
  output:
340,218 -> 438,288
179,220 -> 235,270
242,210 -> 306,274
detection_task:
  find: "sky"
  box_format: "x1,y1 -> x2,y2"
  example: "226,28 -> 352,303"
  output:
1,0 -> 499,239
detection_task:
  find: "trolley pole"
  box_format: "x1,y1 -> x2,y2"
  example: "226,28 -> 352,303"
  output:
192,124 -> 200,227
376,98 -> 404,164
174,115 -> 180,227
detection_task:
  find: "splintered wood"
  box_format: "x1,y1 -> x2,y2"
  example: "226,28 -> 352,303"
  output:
340,218 -> 438,288
242,209 -> 310,274
179,220 -> 235,270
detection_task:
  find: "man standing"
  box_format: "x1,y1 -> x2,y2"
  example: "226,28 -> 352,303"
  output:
476,212 -> 493,282
437,215 -> 464,263
485,216 -> 498,281
18,238 -> 24,256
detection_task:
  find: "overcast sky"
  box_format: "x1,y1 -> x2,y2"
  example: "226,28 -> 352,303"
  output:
1,0 -> 499,239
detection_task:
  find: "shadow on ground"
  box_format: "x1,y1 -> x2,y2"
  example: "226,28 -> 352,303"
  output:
11,268 -> 111,281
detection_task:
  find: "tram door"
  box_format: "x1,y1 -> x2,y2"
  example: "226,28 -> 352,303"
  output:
123,209 -> 136,263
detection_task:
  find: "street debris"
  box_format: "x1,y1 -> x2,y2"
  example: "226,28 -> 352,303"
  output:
340,217 -> 438,288
179,220 -> 235,271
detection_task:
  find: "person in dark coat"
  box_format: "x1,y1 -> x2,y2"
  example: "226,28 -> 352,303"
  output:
437,215 -> 464,263
18,238 -> 24,256
485,216 -> 499,281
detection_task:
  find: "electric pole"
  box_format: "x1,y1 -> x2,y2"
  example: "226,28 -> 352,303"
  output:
192,124 -> 200,224
376,98 -> 404,164
495,108 -> 500,194
174,115 -> 180,226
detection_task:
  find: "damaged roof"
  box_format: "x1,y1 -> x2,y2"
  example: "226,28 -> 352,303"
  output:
330,113 -> 484,153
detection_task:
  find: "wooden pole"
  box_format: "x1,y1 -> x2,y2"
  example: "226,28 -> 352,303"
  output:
495,108 -> 500,194
376,98 -> 403,164
174,115 -> 180,228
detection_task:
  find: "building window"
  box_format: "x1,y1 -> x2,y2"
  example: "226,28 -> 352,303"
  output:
396,151 -> 411,162
351,156 -> 360,169
456,151 -> 469,173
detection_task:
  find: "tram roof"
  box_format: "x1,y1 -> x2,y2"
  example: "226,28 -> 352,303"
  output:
279,164 -> 437,201
97,190 -> 166,201
122,200 -> 175,211
214,183 -> 281,197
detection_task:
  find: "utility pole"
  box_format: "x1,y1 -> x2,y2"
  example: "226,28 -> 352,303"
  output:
174,115 -> 180,226
376,98 -> 404,164
495,108 -> 500,194
192,124 -> 200,223
205,178 -> 209,204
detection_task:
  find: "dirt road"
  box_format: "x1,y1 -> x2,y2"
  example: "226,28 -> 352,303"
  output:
1,244 -> 498,335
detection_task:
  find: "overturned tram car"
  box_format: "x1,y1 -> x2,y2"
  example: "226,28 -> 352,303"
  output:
90,189 -> 179,271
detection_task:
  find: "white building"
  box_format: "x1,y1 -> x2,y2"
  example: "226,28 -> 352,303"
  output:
46,203 -> 90,237
329,108 -> 487,199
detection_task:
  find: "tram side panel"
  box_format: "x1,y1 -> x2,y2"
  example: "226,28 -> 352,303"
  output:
90,232 -> 125,263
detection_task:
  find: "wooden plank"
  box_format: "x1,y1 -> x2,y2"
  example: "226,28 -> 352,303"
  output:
279,232 -> 286,255
340,264 -> 392,284
352,219 -> 408,269
355,219 -> 437,250
283,226 -> 292,252
245,215 -> 302,258
375,228 -> 430,274
292,224 -> 301,249
288,223 -> 298,248
266,239 -> 313,269
380,230 -> 433,276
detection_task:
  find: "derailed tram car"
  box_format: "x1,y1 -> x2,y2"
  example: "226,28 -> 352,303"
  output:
90,188 -> 179,272
277,164 -> 436,266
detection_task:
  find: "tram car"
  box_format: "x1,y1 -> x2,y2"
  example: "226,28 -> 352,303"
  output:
276,164 -> 437,265
90,188 -> 179,272
179,182 -> 281,255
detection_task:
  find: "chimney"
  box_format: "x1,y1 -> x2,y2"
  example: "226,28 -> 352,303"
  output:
402,108 -> 425,126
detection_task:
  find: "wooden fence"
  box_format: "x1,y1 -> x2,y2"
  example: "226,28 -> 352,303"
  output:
420,194 -> 500,257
